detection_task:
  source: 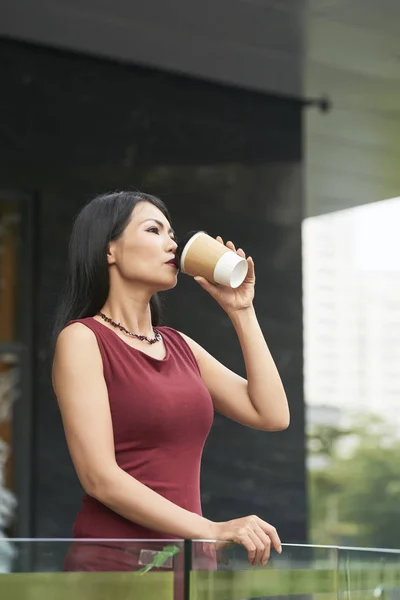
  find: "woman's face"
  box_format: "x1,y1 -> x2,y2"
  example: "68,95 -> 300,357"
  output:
108,201 -> 178,291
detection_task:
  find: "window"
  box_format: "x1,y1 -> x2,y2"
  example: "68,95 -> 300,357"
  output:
0,191 -> 36,537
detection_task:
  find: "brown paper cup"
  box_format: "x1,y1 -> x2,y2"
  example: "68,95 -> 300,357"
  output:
176,231 -> 248,288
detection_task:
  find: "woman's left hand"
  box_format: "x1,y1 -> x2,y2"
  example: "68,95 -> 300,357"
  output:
194,237 -> 255,314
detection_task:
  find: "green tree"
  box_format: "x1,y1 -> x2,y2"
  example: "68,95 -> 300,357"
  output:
308,415 -> 400,548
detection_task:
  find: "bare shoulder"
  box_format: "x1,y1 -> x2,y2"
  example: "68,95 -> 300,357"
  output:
53,323 -> 102,386
55,322 -> 100,358
56,322 -> 97,347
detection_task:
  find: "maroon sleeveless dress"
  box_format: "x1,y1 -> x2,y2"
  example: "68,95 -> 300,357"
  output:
63,317 -> 215,573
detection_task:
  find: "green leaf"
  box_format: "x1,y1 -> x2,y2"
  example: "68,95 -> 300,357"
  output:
138,545 -> 181,575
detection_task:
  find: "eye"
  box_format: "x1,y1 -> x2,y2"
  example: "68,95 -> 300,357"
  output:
147,226 -> 159,234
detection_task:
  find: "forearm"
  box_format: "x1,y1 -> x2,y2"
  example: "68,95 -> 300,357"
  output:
229,305 -> 289,429
92,466 -> 215,539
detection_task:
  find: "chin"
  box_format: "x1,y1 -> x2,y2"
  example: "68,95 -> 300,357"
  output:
156,274 -> 179,292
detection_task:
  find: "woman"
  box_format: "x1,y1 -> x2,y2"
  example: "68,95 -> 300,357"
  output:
52,190 -> 289,572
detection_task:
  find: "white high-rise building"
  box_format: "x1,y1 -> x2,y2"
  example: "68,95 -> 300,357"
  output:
303,198 -> 400,430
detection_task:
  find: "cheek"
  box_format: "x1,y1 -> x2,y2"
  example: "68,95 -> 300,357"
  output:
118,240 -> 158,275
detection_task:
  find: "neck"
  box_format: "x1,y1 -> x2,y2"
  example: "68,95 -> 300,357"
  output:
101,287 -> 155,338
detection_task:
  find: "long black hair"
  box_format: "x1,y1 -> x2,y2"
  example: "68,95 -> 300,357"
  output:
52,190 -> 171,345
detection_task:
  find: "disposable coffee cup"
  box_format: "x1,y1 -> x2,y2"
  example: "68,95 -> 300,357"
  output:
175,231 -> 248,288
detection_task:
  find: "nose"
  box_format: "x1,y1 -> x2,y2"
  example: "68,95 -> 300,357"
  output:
167,237 -> 178,253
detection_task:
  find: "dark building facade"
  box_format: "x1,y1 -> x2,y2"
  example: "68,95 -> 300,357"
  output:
0,38 -> 306,543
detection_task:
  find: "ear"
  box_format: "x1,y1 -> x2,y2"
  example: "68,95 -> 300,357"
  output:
107,242 -> 116,265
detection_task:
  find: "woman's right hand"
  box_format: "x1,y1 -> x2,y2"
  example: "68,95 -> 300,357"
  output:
210,515 -> 282,566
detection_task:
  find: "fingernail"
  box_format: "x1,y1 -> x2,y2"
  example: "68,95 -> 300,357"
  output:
279,546 -> 282,554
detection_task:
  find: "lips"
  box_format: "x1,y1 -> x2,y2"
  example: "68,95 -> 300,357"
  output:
167,258 -> 178,268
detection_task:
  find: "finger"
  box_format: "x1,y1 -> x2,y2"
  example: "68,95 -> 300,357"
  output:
194,276 -> 216,290
254,525 -> 271,565
194,276 -> 212,286
216,236 -> 224,245
247,256 -> 255,280
237,247 -> 246,258
203,541 -> 217,561
194,276 -> 221,301
241,535 -> 257,566
236,529 -> 257,565
247,530 -> 265,566
256,519 -> 282,553
226,240 -> 236,252
216,545 -> 229,565
216,540 -> 231,565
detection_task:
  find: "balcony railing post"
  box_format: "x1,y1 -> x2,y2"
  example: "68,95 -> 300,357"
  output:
183,539 -> 192,600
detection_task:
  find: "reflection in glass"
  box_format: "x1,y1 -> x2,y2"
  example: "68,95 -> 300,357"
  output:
0,200 -> 21,343
0,539 -> 184,599
0,352 -> 19,572
191,541 -> 338,599
338,547 -> 400,600
0,197 -> 22,558
304,198 -> 400,549
1,541 -> 399,598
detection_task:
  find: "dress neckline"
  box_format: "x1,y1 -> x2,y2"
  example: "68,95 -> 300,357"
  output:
90,317 -> 170,362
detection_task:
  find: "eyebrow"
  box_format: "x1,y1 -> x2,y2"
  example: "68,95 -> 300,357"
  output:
141,218 -> 175,237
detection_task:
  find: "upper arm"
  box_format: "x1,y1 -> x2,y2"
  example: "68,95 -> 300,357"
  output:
52,323 -> 117,495
178,332 -> 265,430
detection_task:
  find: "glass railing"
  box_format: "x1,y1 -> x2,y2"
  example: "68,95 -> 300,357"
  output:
192,541 -> 338,599
337,546 -> 400,599
192,541 -> 400,599
0,538 -> 399,599
0,538 -> 185,600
